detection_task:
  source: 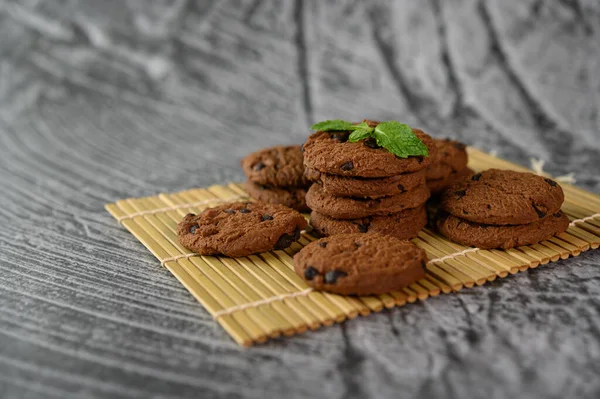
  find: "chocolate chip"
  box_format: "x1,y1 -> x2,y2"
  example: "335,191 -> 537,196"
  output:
358,223 -> 369,233
274,229 -> 300,250
189,224 -> 198,234
453,142 -> 466,150
261,214 -> 273,221
324,270 -> 347,284
421,261 -> 427,270
330,132 -> 348,142
533,205 -> 546,219
487,204 -> 492,210
397,184 -> 405,193
240,208 -> 251,214
301,144 -> 305,152
455,190 -> 467,198
254,162 -> 265,171
463,210 -> 469,215
364,138 -> 379,149
318,242 -> 327,248
223,209 -> 236,214
186,213 -> 196,217
544,178 -> 558,187
341,161 -> 354,171
442,151 -> 449,156
417,157 -> 424,163
472,173 -> 482,181
304,266 -> 318,281
554,212 -> 563,218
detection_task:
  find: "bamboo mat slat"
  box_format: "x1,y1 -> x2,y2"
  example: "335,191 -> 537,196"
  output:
105,147 -> 600,346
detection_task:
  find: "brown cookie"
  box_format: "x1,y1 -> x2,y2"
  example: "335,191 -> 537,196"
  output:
293,233 -> 427,295
310,205 -> 427,240
305,183 -> 430,219
245,181 -> 309,212
302,120 -> 438,177
305,167 -> 426,198
427,167 -> 474,195
177,201 -> 308,257
425,138 -> 469,180
436,210 -> 569,249
440,169 -> 564,225
241,145 -> 309,187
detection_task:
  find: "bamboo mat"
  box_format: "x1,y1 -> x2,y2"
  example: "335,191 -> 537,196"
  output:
105,148 -> 600,346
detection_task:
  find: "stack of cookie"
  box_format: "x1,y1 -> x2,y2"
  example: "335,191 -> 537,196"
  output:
436,169 -> 570,249
241,145 -> 311,212
303,121 -> 437,240
425,138 -> 473,195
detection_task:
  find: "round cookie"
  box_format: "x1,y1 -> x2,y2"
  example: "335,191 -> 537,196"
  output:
436,210 -> 569,249
310,205 -> 427,240
241,145 -> 309,187
425,138 -> 469,180
440,169 -> 564,225
427,167 -> 474,195
293,233 -> 427,295
245,181 -> 309,212
305,167 -> 426,198
305,183 -> 430,219
302,121 -> 438,177
177,201 -> 308,257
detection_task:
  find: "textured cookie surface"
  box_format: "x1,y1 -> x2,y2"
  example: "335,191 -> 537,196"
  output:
427,167 -> 474,195
440,169 -> 564,225
425,138 -> 469,180
310,205 -> 427,240
302,122 -> 437,177
293,233 -> 427,295
177,201 -> 308,257
245,181 -> 309,212
241,145 -> 309,187
305,167 -> 425,198
306,183 -> 430,219
436,210 -> 569,249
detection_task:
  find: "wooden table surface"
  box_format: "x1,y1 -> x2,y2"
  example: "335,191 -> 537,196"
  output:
1,1 -> 599,398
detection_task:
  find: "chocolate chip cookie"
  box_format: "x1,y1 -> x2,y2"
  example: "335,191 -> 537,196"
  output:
305,167 -> 426,198
425,138 -> 469,181
294,233 -> 427,295
310,205 -> 427,240
241,145 -> 309,187
245,181 -> 309,212
303,121 -> 437,177
440,169 -> 564,225
305,183 -> 430,219
177,201 -> 308,257
427,167 -> 474,195
436,210 -> 569,249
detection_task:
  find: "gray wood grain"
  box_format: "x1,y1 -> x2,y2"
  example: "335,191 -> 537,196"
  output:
0,0 -> 599,398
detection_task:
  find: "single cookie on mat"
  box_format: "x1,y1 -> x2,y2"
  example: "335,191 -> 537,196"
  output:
440,169 -> 564,225
177,201 -> 308,257
305,167 -> 426,198
436,210 -> 569,249
427,167 -> 474,195
245,181 -> 309,212
305,183 -> 430,219
294,233 -> 427,295
310,205 -> 427,240
303,121 -> 437,177
241,145 -> 309,187
425,138 -> 469,181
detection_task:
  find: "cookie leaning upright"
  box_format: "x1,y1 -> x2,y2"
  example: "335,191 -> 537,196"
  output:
293,233 -> 427,295
303,119 -> 435,239
425,138 -> 473,195
436,169 -> 569,249
241,145 -> 310,212
177,201 -> 308,257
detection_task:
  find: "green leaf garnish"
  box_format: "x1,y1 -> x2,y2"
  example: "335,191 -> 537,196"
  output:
310,119 -> 356,132
311,119 -> 429,158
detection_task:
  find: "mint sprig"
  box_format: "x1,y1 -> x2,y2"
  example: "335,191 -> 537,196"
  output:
310,119 -> 429,158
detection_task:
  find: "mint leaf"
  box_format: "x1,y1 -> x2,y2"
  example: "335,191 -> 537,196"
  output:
348,127 -> 373,142
311,119 -> 355,132
373,121 -> 429,158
